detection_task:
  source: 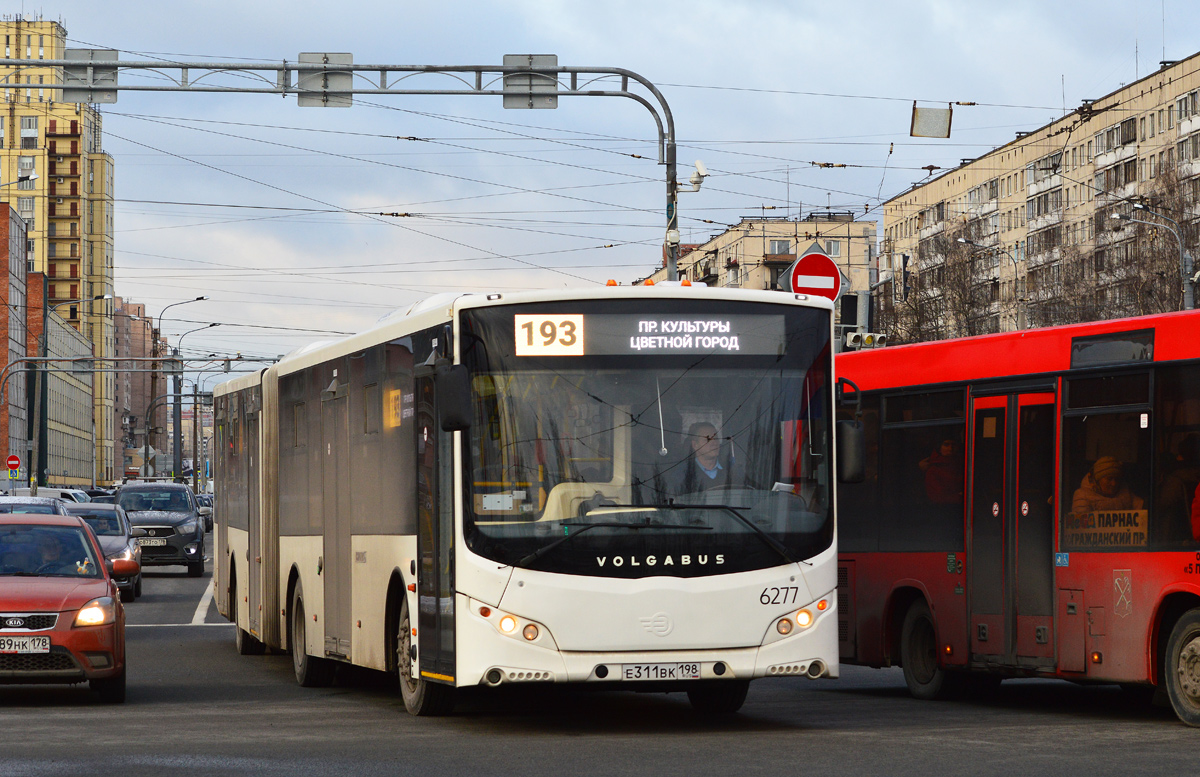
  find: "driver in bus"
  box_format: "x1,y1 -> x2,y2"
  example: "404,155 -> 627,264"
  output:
676,422 -> 734,494
1071,456 -> 1145,514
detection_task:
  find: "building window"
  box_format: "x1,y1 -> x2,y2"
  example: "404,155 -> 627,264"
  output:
768,239 -> 791,255
824,241 -> 842,257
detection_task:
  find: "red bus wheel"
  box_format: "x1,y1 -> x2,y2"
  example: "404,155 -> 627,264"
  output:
1166,608 -> 1200,726
900,599 -> 955,700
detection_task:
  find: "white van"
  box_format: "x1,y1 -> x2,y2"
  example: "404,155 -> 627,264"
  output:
9,487 -> 92,503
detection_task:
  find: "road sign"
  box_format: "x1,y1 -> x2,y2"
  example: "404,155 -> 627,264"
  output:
6,455 -> 19,471
784,243 -> 844,301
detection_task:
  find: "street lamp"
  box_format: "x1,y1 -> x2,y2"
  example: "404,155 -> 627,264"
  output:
0,171 -> 38,191
956,237 -> 1024,330
170,323 -> 220,483
1112,206 -> 1196,309
148,297 -> 207,479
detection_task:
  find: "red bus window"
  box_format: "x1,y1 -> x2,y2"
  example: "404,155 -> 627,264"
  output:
1153,364 -> 1200,546
1066,372 -> 1150,409
1062,408 -> 1151,551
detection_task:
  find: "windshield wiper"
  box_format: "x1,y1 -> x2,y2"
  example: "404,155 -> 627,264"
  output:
517,519 -> 709,567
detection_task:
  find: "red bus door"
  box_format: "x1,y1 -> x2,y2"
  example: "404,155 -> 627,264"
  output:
968,391 -> 1057,669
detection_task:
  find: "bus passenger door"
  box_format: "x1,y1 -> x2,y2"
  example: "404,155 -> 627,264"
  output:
322,392 -> 352,659
416,375 -> 455,685
968,391 -> 1056,668
246,410 -> 261,638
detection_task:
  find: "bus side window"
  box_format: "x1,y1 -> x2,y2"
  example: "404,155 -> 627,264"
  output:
1153,364 -> 1200,547
1061,410 -> 1152,550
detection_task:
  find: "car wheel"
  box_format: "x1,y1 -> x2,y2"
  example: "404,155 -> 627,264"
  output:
134,575 -> 142,598
686,680 -> 750,714
291,581 -> 335,687
188,543 -> 204,578
119,585 -> 134,604
396,593 -> 455,715
91,669 -> 126,704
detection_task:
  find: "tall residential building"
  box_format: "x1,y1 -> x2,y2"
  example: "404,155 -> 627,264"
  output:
0,15 -> 117,482
0,204 -> 27,468
112,296 -> 163,479
879,51 -> 1200,343
25,272 -> 93,487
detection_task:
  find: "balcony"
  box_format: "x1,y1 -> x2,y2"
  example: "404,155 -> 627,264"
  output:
762,253 -> 795,266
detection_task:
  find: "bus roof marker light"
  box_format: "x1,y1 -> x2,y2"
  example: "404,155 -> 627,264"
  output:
606,279 -> 618,286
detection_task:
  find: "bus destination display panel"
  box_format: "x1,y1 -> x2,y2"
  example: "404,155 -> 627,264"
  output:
514,313 -> 787,357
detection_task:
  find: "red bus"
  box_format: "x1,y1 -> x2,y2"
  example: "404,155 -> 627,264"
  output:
834,309 -> 1200,725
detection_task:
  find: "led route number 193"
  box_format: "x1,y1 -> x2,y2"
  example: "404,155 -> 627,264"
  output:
514,314 -> 585,356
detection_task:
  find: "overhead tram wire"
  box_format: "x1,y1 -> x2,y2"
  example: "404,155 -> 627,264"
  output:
104,130 -> 599,286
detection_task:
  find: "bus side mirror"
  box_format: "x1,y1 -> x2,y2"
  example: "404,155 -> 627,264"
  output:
837,420 -> 865,484
436,363 -> 472,432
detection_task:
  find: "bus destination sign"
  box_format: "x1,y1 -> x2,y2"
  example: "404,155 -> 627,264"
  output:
1064,509 -> 1148,548
515,314 -> 786,357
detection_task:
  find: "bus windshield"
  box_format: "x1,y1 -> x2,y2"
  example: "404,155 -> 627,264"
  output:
459,298 -> 833,578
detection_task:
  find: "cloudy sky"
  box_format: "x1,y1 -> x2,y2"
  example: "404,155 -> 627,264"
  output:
14,0 -> 1194,367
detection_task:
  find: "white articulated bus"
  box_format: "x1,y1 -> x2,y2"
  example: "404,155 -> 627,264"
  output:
214,285 -> 860,715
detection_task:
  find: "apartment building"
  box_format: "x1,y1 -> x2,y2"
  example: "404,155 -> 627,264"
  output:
880,51 -> 1200,342
644,214 -> 878,311
0,205 -> 26,468
0,15 -> 117,482
25,272 -> 93,487
112,297 -> 164,478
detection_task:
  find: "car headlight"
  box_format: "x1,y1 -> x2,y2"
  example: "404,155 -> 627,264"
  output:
108,547 -> 135,562
176,521 -> 198,535
74,597 -> 116,627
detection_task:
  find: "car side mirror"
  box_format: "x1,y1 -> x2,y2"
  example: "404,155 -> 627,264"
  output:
130,527 -> 148,538
111,558 -> 139,577
198,506 -> 212,517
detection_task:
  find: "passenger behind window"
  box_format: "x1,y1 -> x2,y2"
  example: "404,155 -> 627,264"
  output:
1158,434 -> 1200,541
1072,456 -> 1145,513
919,439 -> 963,505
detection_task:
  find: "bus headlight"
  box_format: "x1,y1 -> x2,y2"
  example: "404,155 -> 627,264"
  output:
796,609 -> 813,628
499,615 -> 517,634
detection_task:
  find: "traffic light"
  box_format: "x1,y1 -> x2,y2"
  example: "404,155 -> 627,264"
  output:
843,332 -> 888,350
901,254 -> 912,301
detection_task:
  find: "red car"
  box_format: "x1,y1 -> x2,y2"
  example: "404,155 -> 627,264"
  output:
0,511 -> 137,702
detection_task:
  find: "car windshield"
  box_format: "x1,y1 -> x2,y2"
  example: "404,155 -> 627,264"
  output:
0,524 -> 102,577
80,514 -> 124,536
117,489 -> 191,512
458,299 -> 833,578
0,504 -> 57,514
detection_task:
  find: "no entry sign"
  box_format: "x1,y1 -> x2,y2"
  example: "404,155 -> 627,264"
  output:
785,243 -> 844,301
6,455 -> 20,470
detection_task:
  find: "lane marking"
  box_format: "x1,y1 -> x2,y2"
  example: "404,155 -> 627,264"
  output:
191,582 -> 216,625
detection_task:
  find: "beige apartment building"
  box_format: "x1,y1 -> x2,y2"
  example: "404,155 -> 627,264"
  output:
644,214 -> 878,321
880,51 -> 1200,342
0,15 -> 117,482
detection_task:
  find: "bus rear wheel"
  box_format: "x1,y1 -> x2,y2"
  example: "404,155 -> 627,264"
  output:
290,582 -> 335,687
900,599 -> 955,700
396,594 -> 454,716
1165,608 -> 1200,726
232,569 -> 264,656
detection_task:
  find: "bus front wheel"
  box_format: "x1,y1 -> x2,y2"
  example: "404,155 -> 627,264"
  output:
396,594 -> 455,716
1165,608 -> 1200,726
900,599 -> 954,700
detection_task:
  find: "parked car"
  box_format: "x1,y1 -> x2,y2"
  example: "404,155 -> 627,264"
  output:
64,504 -> 142,603
89,495 -> 115,504
114,483 -> 205,577
0,511 -> 134,702
9,487 -> 91,503
194,494 -> 214,532
0,496 -> 70,515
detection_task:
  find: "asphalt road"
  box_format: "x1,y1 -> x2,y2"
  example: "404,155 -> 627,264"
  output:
1,552 -> 1197,776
